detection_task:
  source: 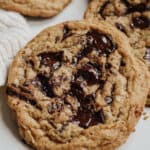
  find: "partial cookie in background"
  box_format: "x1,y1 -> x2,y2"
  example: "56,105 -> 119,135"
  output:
0,0 -> 72,17
84,0 -> 150,106
0,9 -> 31,86
7,21 -> 149,150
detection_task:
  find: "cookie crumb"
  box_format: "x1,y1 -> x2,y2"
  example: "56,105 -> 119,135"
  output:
142,112 -> 149,120
143,116 -> 149,120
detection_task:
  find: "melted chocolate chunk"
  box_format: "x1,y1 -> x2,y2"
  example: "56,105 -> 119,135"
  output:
105,63 -> 112,69
62,25 -> 73,41
77,30 -> 116,60
71,81 -> 84,100
122,1 -> 148,14
99,80 -> 106,89
38,51 -> 63,70
74,108 -> 105,128
99,1 -> 110,19
35,74 -> 54,98
131,16 -> 149,29
105,96 -> 113,104
127,3 -> 147,14
84,93 -> 95,103
72,88 -> 104,128
120,60 -> 126,66
87,30 -> 116,56
121,0 -> 130,7
71,78 -> 105,128
115,23 -> 127,35
77,63 -> 101,85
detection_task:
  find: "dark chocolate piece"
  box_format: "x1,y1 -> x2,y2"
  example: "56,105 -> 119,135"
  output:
115,23 -> 127,35
122,1 -> 148,14
76,30 -> 116,60
131,16 -> 149,29
77,63 -> 101,85
105,63 -> 112,69
73,108 -> 105,128
71,81 -> 84,100
35,74 -> 55,98
38,51 -> 63,70
120,60 -> 126,66
62,25 -> 73,41
127,3 -> 147,14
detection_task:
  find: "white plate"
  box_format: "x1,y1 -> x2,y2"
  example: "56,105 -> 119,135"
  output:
0,0 -> 150,149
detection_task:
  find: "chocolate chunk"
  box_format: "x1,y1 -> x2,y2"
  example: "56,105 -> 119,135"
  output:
105,63 -> 112,69
122,1 -> 148,14
99,80 -> 106,89
98,1 -> 110,19
127,3 -> 147,14
120,60 -> 126,66
77,63 -> 101,85
38,51 -> 63,69
87,30 -> 116,56
84,93 -> 95,103
80,94 -> 95,109
71,84 -> 104,128
36,74 -> 54,98
105,96 -> 113,104
131,16 -> 149,29
121,0 -> 130,7
74,108 -> 105,128
62,25 -> 73,41
77,30 -> 116,60
115,23 -> 127,35
73,108 -> 91,128
71,81 -> 84,100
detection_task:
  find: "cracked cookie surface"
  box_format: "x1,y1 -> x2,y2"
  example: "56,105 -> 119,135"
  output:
7,21 -> 149,150
0,0 -> 71,17
84,0 -> 150,106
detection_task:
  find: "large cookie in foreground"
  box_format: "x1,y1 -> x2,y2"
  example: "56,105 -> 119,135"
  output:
84,0 -> 150,106
7,21 -> 149,150
0,0 -> 71,17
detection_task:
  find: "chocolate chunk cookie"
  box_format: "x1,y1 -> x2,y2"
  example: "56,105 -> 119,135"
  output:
7,21 -> 149,150
84,0 -> 150,106
0,0 -> 71,17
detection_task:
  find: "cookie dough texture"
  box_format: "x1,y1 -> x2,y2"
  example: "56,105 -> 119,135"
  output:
7,21 -> 149,150
0,0 -> 71,17
84,0 -> 150,106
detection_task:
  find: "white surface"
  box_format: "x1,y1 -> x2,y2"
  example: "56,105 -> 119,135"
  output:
0,0 -> 150,150
0,10 -> 31,86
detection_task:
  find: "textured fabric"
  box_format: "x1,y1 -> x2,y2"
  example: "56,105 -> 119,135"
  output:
0,9 -> 31,86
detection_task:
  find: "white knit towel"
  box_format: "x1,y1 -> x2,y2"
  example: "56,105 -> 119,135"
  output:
0,9 -> 31,86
